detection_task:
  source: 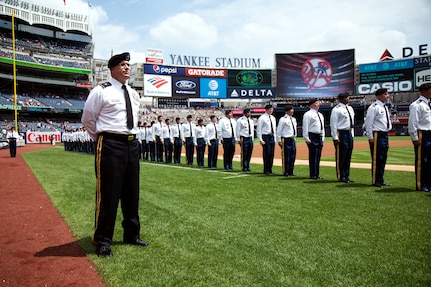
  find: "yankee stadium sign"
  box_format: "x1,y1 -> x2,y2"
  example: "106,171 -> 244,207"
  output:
169,54 -> 261,68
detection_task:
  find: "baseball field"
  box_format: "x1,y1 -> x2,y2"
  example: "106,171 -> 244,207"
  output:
1,137 -> 430,287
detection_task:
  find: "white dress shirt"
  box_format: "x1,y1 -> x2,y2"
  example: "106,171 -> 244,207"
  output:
219,117 -> 237,140
408,95 -> 431,141
302,109 -> 325,142
256,113 -> 276,142
276,115 -> 297,142
236,116 -> 254,138
81,77 -> 140,141
364,100 -> 392,140
330,103 -> 355,141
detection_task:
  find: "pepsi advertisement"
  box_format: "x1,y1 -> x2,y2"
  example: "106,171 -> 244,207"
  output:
144,63 -> 186,76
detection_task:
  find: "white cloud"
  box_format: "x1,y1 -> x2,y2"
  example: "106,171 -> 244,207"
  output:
73,0 -> 430,65
149,12 -> 218,50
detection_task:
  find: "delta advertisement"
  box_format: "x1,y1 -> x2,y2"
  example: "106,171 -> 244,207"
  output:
226,69 -> 275,99
276,49 -> 355,98
356,55 -> 431,95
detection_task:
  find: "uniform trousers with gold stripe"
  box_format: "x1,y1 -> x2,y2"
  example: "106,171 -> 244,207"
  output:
93,134 -> 141,248
414,130 -> 431,191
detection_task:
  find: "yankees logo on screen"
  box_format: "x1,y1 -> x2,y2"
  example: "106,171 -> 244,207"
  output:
301,58 -> 333,91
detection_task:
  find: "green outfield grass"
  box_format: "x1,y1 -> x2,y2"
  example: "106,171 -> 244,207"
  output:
323,146 -> 415,165
23,147 -> 430,287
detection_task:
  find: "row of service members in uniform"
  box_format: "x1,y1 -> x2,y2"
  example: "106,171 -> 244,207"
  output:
62,128 -> 95,154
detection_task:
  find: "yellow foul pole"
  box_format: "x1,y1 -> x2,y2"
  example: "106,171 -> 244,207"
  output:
11,9 -> 18,131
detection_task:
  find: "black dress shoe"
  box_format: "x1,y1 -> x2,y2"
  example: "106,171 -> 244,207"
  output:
310,176 -> 322,180
421,187 -> 430,192
124,238 -> 149,247
347,179 -> 355,183
381,182 -> 392,186
373,183 -> 382,187
96,245 -> 113,257
289,173 -> 297,176
340,179 -> 349,183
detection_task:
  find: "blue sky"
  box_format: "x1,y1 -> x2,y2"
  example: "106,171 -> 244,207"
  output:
59,0 -> 430,67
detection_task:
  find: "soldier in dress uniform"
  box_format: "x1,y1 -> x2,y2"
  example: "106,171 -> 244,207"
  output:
408,83 -> 431,192
153,115 -> 165,162
182,114 -> 195,165
81,52 -> 148,257
236,108 -> 254,172
219,110 -> 237,170
276,105 -> 297,177
303,99 -> 325,180
171,117 -> 183,164
194,119 -> 206,167
257,104 -> 277,175
330,93 -> 355,183
146,121 -> 155,161
364,88 -> 392,187
206,115 -> 220,168
162,118 -> 173,164
6,126 -> 20,157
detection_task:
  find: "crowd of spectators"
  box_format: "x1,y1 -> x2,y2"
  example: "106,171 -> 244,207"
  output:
0,29 -> 91,69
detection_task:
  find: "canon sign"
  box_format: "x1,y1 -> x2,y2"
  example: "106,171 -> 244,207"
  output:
26,132 -> 61,144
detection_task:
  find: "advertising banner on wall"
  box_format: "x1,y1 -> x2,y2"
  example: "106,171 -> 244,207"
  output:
144,74 -> 172,97
186,68 -> 226,78
145,48 -> 164,64
276,49 -> 355,98
227,88 -> 275,98
25,131 -> 61,144
414,67 -> 431,89
144,64 -> 186,76
359,59 -> 413,83
356,58 -> 415,95
227,69 -> 272,88
172,77 -> 200,98
200,78 -> 227,99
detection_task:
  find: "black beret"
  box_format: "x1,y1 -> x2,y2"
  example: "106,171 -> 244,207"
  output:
108,52 -> 130,69
308,98 -> 318,105
419,83 -> 431,92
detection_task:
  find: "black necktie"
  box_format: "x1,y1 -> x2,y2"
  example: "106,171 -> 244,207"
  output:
122,85 -> 133,129
270,116 -> 274,134
384,106 -> 390,129
230,119 -> 234,137
214,123 -> 218,139
178,124 -> 181,138
248,118 -> 252,136
318,113 -> 323,132
290,117 -> 296,136
168,125 -> 170,137
190,123 -> 193,137
346,105 -> 353,128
